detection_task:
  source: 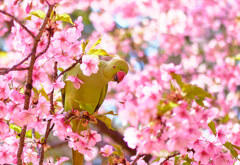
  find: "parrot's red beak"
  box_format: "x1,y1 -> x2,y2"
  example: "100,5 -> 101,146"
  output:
113,71 -> 126,83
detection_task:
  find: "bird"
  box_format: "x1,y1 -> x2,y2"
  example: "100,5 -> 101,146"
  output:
62,58 -> 129,165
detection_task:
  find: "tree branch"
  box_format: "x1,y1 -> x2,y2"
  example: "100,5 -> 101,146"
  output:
56,57 -> 82,79
96,120 -> 136,156
36,31 -> 52,59
39,61 -> 57,165
17,5 -> 54,165
0,53 -> 33,75
131,154 -> 146,165
0,67 -> 28,73
159,152 -> 180,165
0,10 -> 35,38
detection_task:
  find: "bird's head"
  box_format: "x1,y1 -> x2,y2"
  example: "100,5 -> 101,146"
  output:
104,58 -> 129,83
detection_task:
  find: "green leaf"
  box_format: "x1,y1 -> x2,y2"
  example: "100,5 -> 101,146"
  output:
171,73 -> 184,88
32,87 -> 39,95
208,121 -> 216,135
55,13 -> 73,24
224,141 -> 238,158
234,53 -> 240,60
0,51 -> 7,57
89,37 -> 102,51
9,124 -> 21,133
112,144 -> 122,156
88,49 -> 114,57
25,130 -> 42,139
96,115 -> 115,131
174,155 -> 180,165
170,81 -> 176,92
81,40 -> 89,53
58,67 -> 64,72
157,101 -> 178,115
232,144 -> 240,151
151,157 -> 161,163
79,103 -> 94,114
221,114 -> 229,124
40,88 -> 49,101
55,96 -> 62,102
95,111 -> 117,117
29,10 -> 46,19
62,73 -> 67,82
183,155 -> 193,165
23,15 -> 32,20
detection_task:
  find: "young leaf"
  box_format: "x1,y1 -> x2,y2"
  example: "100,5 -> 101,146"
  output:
58,67 -> 64,72
81,40 -> 89,53
29,10 -> 46,19
55,13 -> 74,24
32,87 -> 39,95
9,124 -> 21,133
23,16 -> 32,20
96,115 -> 115,131
88,49 -> 114,57
95,111 -> 117,117
208,121 -> 216,135
223,141 -> 238,158
232,144 -> 240,151
79,103 -> 94,114
25,129 -> 42,139
40,88 -> 49,101
171,73 -> 184,88
112,144 -> 123,156
0,51 -> 7,57
89,37 -> 102,51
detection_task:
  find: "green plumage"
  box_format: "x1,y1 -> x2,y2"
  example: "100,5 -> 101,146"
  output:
62,58 -> 129,165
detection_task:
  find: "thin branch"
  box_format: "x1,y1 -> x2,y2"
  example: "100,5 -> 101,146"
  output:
39,61 -> 57,165
96,120 -> 136,156
36,31 -> 52,59
0,67 -> 29,73
0,10 -> 35,38
56,57 -> 82,79
32,128 -> 41,157
0,53 -> 32,75
131,154 -> 146,165
39,119 -> 53,165
159,152 -> 180,165
17,5 -> 54,165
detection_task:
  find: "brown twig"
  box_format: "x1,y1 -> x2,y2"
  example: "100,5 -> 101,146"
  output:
32,128 -> 41,156
56,57 -> 82,79
36,31 -> 52,59
0,29 -> 51,75
17,5 -> 54,165
0,10 -> 35,38
131,154 -> 146,165
159,152 -> 180,165
0,67 -> 29,73
0,53 -> 33,75
39,61 -> 57,165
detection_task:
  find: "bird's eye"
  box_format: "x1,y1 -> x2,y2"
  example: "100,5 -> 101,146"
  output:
113,65 -> 116,68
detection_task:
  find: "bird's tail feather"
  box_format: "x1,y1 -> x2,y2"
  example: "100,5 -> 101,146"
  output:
72,119 -> 84,165
72,149 -> 84,165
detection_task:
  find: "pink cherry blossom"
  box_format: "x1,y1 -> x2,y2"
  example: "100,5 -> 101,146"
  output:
49,80 -> 65,92
74,16 -> 84,35
48,0 -> 62,5
216,125 -> 228,144
100,145 -> 113,157
80,55 -> 99,76
194,148 -> 211,164
66,76 -> 84,89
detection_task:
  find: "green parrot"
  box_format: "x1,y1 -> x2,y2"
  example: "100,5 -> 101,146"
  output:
62,58 -> 129,165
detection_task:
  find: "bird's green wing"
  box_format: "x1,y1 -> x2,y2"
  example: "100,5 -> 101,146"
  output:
95,84 -> 108,112
61,87 -> 65,107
